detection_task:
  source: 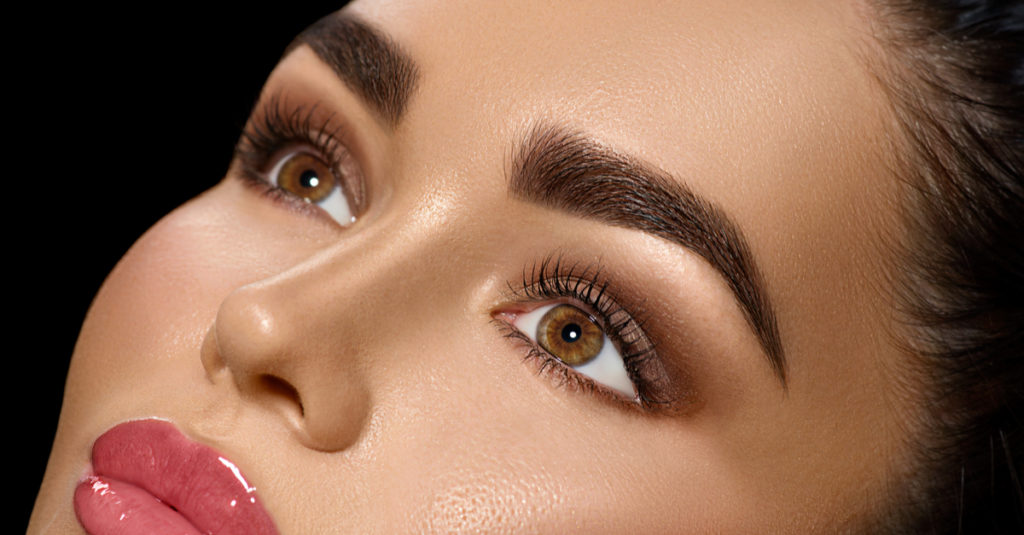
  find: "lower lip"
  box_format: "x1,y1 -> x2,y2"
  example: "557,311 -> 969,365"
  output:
73,419 -> 279,535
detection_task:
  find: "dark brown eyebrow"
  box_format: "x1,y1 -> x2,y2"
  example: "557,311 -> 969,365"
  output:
509,124 -> 787,385
289,11 -> 419,126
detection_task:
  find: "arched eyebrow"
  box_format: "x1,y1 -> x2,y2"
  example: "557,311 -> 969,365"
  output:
509,124 -> 787,385
287,14 -> 786,384
289,11 -> 419,127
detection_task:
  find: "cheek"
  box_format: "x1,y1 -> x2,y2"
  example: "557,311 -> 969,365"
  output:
53,180 -> 823,533
63,182 -> 327,429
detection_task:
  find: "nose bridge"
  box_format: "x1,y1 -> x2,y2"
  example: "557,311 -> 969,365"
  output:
277,211 -> 459,335
209,208 -> 465,451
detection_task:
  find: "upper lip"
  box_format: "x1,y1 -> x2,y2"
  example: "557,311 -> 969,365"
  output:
89,418 -> 279,534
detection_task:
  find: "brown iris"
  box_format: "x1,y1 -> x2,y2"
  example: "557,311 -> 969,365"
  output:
276,152 -> 337,202
536,304 -> 604,366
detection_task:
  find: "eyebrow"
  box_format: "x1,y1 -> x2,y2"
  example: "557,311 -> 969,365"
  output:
286,16 -> 786,383
509,124 -> 787,384
289,11 -> 419,126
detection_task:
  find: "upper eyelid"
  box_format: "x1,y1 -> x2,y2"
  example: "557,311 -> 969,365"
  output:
498,257 -> 676,406
506,283 -> 651,366
235,93 -> 368,212
505,260 -> 649,351
500,291 -> 630,355
240,94 -> 351,164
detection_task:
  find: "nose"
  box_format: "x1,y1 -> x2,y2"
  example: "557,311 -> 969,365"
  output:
195,206 -> 483,452
204,256 -> 374,451
200,193 -> 479,451
203,265 -> 370,451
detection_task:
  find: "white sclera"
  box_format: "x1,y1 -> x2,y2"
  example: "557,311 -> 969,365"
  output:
514,303 -> 636,398
306,186 -> 356,226
269,151 -> 357,227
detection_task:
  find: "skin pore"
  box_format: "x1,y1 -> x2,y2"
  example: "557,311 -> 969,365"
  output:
30,0 -> 917,533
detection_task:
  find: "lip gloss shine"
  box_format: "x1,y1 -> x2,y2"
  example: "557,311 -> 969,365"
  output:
73,419 -> 279,535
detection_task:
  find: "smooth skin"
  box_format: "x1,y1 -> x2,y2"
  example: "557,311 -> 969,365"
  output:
31,0 -> 916,532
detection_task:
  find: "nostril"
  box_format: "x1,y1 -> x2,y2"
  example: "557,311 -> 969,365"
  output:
258,375 -> 305,418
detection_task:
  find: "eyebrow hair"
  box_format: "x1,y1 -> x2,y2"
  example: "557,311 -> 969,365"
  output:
289,11 -> 419,126
509,124 -> 787,384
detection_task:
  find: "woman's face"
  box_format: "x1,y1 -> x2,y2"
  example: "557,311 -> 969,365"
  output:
32,0 -> 915,532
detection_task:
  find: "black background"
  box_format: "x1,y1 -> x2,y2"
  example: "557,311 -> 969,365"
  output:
20,3 -> 348,529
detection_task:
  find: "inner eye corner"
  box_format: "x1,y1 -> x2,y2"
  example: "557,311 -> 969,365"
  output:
489,308 -> 519,323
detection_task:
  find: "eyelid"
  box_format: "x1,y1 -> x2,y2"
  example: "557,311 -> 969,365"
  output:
503,302 -> 637,398
496,256 -> 678,411
232,93 -> 367,223
269,147 -> 358,226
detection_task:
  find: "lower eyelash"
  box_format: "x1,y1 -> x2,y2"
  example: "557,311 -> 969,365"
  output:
496,320 -> 600,393
232,175 -> 333,221
495,319 -> 668,414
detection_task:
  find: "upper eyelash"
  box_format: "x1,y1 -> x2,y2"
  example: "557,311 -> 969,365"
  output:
504,254 -> 671,409
233,102 -> 674,409
233,93 -> 351,190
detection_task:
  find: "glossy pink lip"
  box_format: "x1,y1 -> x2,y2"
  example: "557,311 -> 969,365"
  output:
73,419 -> 279,535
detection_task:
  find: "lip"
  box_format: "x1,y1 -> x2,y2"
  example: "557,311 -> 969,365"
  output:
73,419 -> 279,535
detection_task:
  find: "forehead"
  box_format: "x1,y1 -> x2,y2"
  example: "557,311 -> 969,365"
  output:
347,0 -> 875,161
332,0 -> 907,485
344,0 -> 893,241
338,1 -> 898,288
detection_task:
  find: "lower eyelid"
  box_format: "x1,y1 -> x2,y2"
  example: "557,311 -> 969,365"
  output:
231,168 -> 345,227
494,268 -> 686,413
494,318 -> 603,395
493,313 -> 648,411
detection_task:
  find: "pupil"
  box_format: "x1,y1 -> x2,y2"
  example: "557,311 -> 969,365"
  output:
561,323 -> 581,344
300,170 -> 320,189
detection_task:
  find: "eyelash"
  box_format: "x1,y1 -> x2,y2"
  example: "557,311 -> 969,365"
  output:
232,94 -> 359,216
499,255 -> 673,411
233,99 -> 675,412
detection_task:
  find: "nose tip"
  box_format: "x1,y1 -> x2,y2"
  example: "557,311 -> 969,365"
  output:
203,281 -> 370,452
211,291 -> 286,377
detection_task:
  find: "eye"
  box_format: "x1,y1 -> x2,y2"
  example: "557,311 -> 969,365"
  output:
233,95 -> 364,227
267,149 -> 356,226
513,303 -> 636,398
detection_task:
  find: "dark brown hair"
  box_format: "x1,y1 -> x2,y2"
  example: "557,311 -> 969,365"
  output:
865,0 -> 1023,532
